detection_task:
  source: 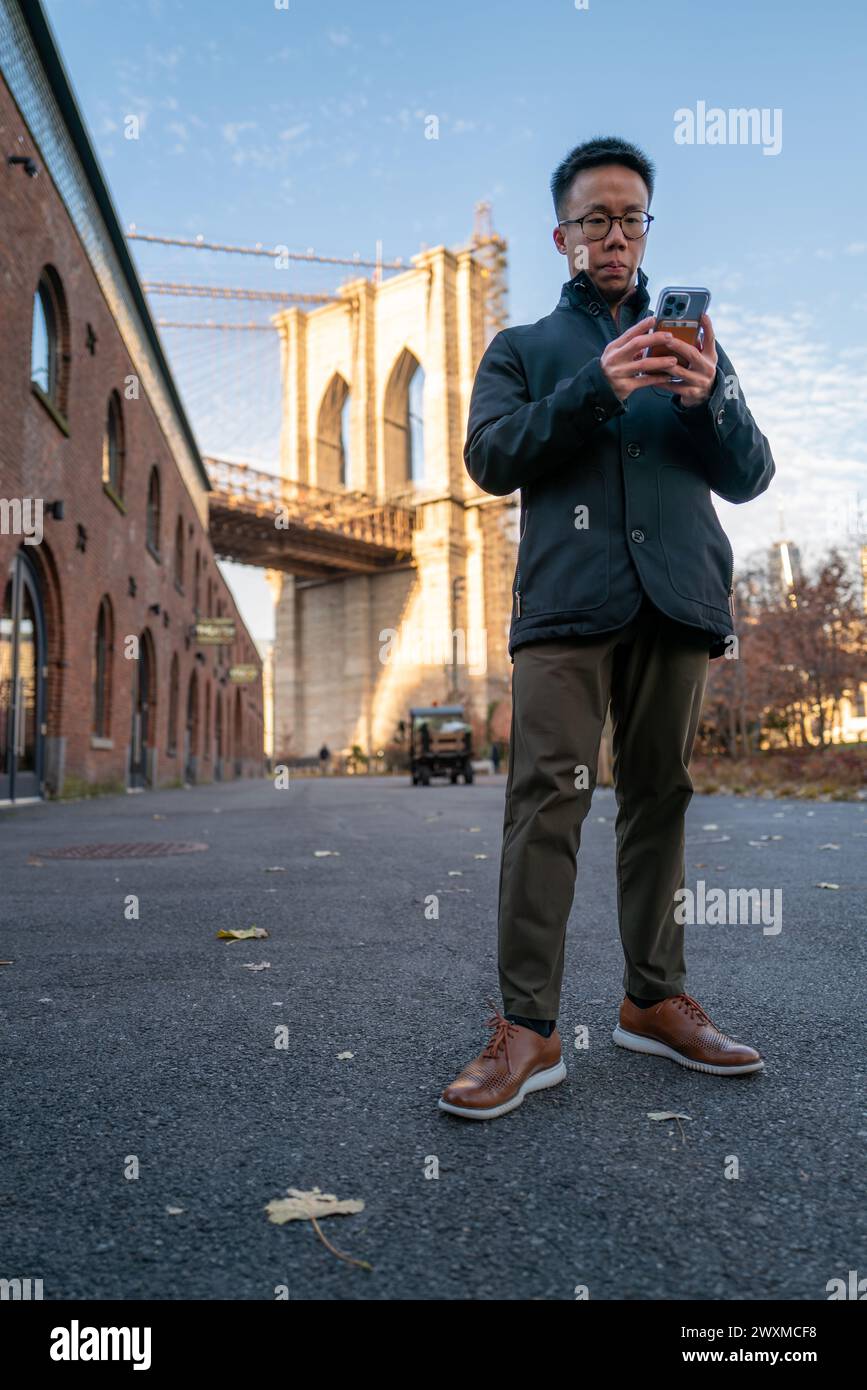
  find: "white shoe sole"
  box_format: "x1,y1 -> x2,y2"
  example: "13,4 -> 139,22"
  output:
612,1025 -> 764,1075
438,1058 -> 567,1120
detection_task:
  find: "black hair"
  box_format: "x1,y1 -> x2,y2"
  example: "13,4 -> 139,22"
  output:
550,136 -> 655,220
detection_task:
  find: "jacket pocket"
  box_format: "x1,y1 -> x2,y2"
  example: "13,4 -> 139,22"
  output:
657,465 -> 733,615
517,467 -> 610,616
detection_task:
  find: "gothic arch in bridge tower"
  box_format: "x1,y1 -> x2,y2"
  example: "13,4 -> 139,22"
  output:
316,373 -> 351,490
383,348 -> 425,494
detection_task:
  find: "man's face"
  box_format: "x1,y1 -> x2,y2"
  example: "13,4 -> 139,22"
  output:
552,163 -> 650,303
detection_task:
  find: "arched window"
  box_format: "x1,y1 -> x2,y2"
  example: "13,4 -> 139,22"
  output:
92,596 -> 114,737
102,391 -> 125,496
383,349 -> 424,493
30,267 -> 69,415
167,653 -> 180,756
146,467 -> 161,556
174,516 -> 184,592
31,282 -> 55,397
194,550 -> 201,613
316,374 -> 351,489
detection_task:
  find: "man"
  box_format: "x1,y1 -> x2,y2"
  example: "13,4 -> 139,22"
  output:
439,136 -> 775,1121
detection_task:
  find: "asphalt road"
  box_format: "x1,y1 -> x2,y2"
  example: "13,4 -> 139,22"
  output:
1,774 -> 864,1301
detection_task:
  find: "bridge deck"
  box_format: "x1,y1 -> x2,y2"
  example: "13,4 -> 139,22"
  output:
205,458 -> 416,578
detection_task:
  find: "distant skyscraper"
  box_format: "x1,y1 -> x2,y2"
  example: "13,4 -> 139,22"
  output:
768,539 -> 802,603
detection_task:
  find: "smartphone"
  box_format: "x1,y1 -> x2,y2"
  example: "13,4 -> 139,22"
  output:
644,286 -> 711,383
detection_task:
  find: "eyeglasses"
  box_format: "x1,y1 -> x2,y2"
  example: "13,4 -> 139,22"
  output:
558,212 -> 654,240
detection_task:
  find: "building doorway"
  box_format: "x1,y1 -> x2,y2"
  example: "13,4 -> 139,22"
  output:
129,630 -> 155,788
0,549 -> 46,802
184,669 -> 198,783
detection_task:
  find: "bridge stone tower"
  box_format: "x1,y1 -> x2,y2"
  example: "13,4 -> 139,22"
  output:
269,240 -> 516,762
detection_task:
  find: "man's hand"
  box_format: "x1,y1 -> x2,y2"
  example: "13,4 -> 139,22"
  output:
599,315 -> 681,402
652,313 -> 718,407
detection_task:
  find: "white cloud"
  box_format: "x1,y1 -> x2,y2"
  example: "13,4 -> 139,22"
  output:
710,304 -> 867,571
222,121 -> 258,145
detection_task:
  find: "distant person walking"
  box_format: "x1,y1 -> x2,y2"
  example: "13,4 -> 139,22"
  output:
318,743 -> 331,776
491,741 -> 501,774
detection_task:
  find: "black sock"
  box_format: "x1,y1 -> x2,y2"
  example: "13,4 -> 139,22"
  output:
627,992 -> 660,1010
505,1013 -> 555,1038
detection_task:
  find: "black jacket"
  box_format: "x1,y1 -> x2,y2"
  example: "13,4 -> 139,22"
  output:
464,266 -> 775,659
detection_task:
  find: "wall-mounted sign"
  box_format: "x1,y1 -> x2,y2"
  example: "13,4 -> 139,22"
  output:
195,617 -> 236,644
229,664 -> 258,683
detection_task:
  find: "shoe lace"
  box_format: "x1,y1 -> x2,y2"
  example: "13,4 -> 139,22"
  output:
480,999 -> 519,1069
672,993 -> 713,1026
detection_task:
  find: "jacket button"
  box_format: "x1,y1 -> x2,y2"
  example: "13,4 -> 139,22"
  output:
593,405 -> 607,421
631,528 -> 645,543
588,302 -> 600,316
626,442 -> 642,458
716,407 -> 725,425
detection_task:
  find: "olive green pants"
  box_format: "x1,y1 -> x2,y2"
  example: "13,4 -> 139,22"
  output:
498,598 -> 710,1018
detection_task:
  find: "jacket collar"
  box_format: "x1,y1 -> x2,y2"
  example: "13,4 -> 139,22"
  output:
557,264 -> 650,323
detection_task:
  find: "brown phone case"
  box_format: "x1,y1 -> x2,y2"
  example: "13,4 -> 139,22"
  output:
644,287 -> 711,379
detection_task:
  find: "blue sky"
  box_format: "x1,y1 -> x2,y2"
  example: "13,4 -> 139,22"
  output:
43,0 -> 867,642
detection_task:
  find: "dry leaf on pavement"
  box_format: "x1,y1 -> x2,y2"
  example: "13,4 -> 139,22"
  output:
265,1186 -> 371,1271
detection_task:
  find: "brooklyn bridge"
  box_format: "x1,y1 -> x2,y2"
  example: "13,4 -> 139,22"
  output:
143,215 -> 519,762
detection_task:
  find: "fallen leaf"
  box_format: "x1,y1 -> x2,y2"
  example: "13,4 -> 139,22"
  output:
448,870 -> 463,876
818,844 -> 840,850
702,824 -> 719,831
473,854 -> 488,860
216,926 -> 270,941
815,882 -> 840,890
648,1110 -> 691,1145
265,1186 -> 371,1272
267,1187 -> 364,1223
314,850 -> 340,858
264,866 -> 286,872
166,1206 -> 185,1215
240,962 -> 271,971
336,1051 -> 354,1060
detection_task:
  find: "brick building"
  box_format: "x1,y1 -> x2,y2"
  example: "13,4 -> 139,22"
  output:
0,0 -> 264,802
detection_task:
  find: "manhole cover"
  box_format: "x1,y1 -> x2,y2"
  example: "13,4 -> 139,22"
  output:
31,842 -> 210,860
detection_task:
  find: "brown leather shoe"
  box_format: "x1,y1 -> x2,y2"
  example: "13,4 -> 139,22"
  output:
612,993 -> 764,1075
439,1002 -> 566,1120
